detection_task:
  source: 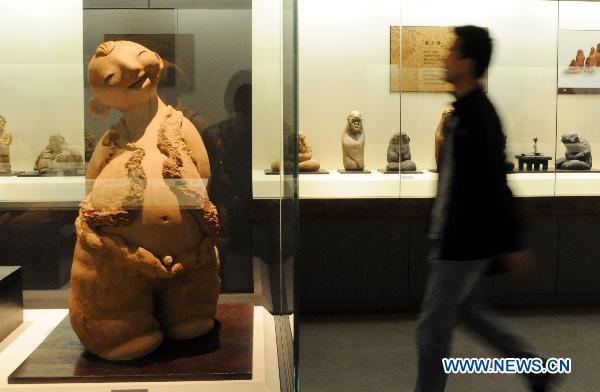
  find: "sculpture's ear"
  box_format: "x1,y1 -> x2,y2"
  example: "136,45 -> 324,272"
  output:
88,96 -> 110,117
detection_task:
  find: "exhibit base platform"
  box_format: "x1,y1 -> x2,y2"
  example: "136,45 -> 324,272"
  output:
0,267 -> 23,342
0,306 -> 280,391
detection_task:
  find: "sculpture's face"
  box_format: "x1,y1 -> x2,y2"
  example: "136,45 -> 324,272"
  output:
347,112 -> 362,133
298,133 -> 307,148
562,133 -> 580,144
0,117 -> 5,129
48,134 -> 66,153
88,41 -> 163,112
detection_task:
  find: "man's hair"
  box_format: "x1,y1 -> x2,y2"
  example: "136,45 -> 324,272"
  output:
454,25 -> 492,78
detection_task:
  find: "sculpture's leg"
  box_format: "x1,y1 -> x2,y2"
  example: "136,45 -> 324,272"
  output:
69,242 -> 162,361
156,245 -> 220,340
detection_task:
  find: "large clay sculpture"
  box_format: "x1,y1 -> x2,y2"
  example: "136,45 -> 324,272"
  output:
341,110 -> 365,171
556,133 -> 592,170
34,134 -> 84,174
271,131 -> 320,172
0,115 -> 12,174
70,40 -> 220,361
386,132 -> 416,172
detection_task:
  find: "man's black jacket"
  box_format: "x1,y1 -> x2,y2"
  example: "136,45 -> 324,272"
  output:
435,87 -> 523,261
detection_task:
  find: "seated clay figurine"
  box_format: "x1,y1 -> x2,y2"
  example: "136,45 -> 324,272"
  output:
585,47 -> 597,72
386,132 -> 416,172
33,134 -> 83,174
596,43 -> 600,66
556,133 -> 592,170
566,49 -> 587,74
70,40 -> 220,361
0,115 -> 13,174
271,131 -> 320,172
341,110 -> 365,171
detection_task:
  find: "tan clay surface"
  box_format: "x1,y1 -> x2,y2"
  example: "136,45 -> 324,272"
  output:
70,40 -> 220,361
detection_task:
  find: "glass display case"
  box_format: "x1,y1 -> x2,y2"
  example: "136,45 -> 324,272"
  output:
0,1 -> 297,391
252,0 -> 600,200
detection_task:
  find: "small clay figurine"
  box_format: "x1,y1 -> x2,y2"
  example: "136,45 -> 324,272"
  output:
386,132 -> 416,171
585,48 -> 596,72
70,40 -> 220,361
33,134 -> 84,174
567,59 -> 581,74
0,115 -> 13,175
341,110 -> 365,171
434,107 -> 454,167
576,49 -> 585,67
271,131 -> 320,172
556,133 -> 592,170
596,43 -> 600,66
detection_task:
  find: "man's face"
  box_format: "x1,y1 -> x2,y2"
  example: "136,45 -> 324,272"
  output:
444,38 -> 473,84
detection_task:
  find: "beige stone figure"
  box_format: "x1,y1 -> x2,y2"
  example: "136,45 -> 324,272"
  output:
271,131 -> 320,172
341,110 -> 365,171
70,40 -> 220,361
434,108 -> 454,167
0,115 -> 13,174
34,134 -> 84,174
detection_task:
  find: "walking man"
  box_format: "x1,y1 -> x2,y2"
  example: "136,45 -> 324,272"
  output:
415,25 -> 554,392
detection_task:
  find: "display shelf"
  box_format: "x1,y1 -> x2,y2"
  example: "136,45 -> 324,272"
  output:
0,177 -> 84,204
252,169 -> 592,199
1,171 -> 598,203
0,307 -> 279,392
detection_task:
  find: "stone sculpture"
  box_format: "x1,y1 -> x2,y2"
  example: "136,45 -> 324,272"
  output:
556,133 -> 592,170
341,110 -> 365,171
0,115 -> 13,174
70,40 -> 220,361
386,132 -> 416,172
596,43 -> 600,66
33,134 -> 84,174
271,131 -> 320,172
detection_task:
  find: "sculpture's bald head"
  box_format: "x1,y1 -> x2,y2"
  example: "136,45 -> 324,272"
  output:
88,41 -> 163,112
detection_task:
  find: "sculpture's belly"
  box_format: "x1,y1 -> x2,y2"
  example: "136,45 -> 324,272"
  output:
91,148 -> 205,258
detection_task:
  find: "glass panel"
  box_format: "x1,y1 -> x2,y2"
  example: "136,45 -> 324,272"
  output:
297,0 -> 402,199
399,0 -> 559,198
556,0 -> 600,195
0,0 -> 296,389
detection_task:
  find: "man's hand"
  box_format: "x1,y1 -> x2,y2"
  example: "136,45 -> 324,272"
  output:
503,250 -> 535,275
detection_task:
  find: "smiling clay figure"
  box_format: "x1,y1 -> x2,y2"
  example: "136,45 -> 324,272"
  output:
69,41 -> 220,361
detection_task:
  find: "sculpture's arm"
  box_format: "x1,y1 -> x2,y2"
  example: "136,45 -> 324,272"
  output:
85,130 -> 114,194
181,117 -> 211,179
